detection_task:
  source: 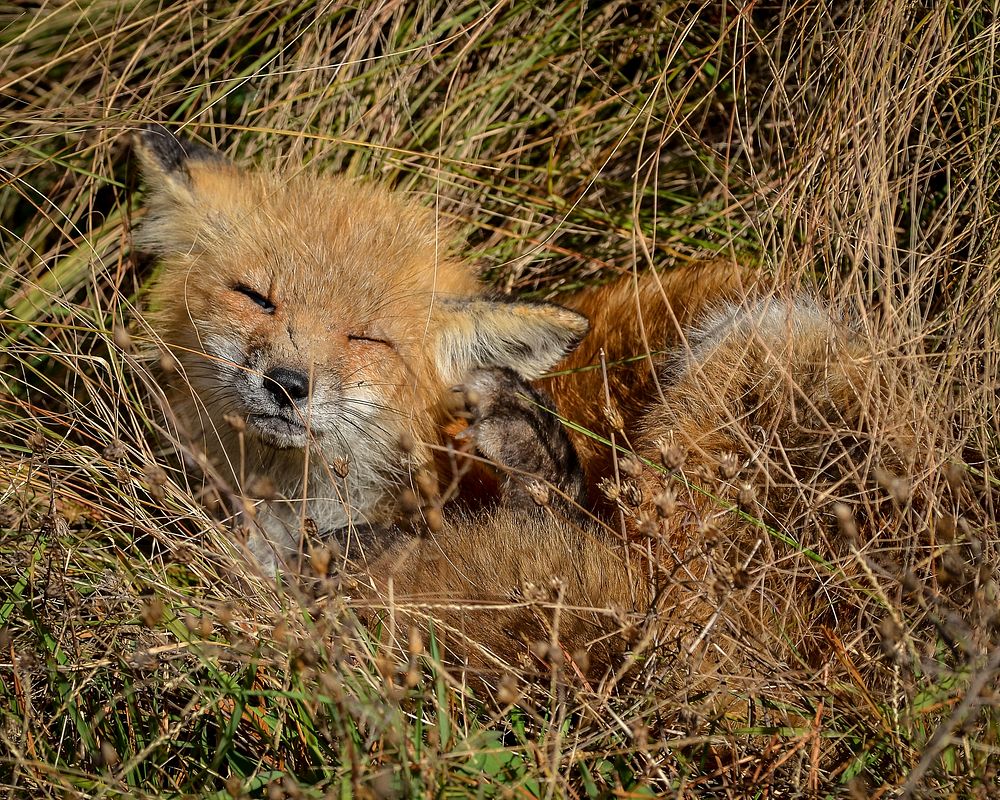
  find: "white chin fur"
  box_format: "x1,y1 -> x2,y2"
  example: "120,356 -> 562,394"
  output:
246,416 -> 311,449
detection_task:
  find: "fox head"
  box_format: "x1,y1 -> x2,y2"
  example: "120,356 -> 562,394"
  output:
133,125 -> 587,518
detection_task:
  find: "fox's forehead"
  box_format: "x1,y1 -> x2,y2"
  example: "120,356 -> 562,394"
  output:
181,168 -> 479,307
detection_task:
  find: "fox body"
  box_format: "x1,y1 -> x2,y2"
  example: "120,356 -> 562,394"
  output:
365,287 -> 954,678
136,129 -> 965,678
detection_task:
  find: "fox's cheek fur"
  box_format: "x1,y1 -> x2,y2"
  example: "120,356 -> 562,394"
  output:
187,318 -> 419,456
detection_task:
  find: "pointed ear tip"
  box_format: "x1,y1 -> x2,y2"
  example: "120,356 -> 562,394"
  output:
130,124 -> 230,181
131,123 -> 173,152
130,124 -> 184,179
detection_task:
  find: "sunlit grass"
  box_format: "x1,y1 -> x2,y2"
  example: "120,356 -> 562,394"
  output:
1,1 -> 998,796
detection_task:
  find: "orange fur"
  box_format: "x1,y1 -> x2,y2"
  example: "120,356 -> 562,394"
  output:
363,507 -> 646,676
542,259 -> 750,500
364,285 -> 972,681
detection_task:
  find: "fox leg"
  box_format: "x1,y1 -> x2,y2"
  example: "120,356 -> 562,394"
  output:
457,367 -> 585,512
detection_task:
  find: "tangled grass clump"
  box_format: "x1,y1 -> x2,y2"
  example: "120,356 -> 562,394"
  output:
1,1 -> 998,796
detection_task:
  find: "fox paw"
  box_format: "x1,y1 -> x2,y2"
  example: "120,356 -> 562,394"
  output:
455,368 -> 585,508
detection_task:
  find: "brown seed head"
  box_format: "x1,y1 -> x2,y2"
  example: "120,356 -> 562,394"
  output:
620,480 -> 643,508
631,721 -> 649,749
833,502 -> 859,544
141,597 -> 164,627
273,622 -> 289,644
602,403 -> 624,431
398,488 -> 420,514
598,478 -> 620,503
939,548 -> 969,586
878,617 -> 904,662
38,513 -> 69,538
658,438 -> 685,471
620,455 -> 643,479
875,468 -> 910,504
463,387 -> 481,412
397,430 -> 415,454
301,517 -> 319,541
731,568 -> 751,590
415,470 -> 438,501
310,546 -> 331,577
522,581 -> 547,603
98,740 -> 120,769
900,569 -> 921,595
944,462 -> 966,493
423,505 -> 443,534
102,439 -> 127,461
375,654 -> 393,680
131,648 -> 157,671
112,324 -> 132,351
408,627 -> 423,657
636,514 -> 659,539
737,483 -> 757,513
159,351 -> 178,374
233,524 -> 251,544
934,513 -> 957,542
143,463 -> 168,500
529,639 -> 549,661
247,475 -> 276,501
27,430 -> 46,454
717,452 -> 740,480
497,673 -> 519,705
526,480 -> 550,506
699,520 -> 721,550
654,488 -> 677,518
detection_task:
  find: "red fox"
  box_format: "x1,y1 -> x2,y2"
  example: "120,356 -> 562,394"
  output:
135,127 -> 976,678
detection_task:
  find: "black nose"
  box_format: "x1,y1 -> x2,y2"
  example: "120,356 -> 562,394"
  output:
262,367 -> 310,407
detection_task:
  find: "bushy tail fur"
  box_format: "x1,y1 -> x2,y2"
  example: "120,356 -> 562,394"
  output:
617,292 -> 984,686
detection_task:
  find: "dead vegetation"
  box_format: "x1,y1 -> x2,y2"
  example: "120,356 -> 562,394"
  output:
1,1 -> 998,796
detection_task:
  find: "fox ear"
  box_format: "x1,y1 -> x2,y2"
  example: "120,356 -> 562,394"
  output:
131,125 -> 238,254
434,299 -> 589,384
131,123 -> 231,199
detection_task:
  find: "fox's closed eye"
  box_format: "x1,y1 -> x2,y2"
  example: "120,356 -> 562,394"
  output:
348,333 -> 392,347
233,284 -> 276,313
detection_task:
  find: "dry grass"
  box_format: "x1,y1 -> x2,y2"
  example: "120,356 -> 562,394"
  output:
1,1 -> 998,796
